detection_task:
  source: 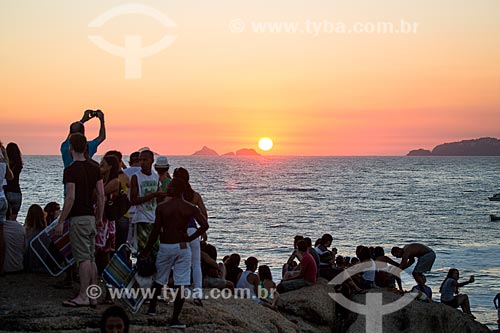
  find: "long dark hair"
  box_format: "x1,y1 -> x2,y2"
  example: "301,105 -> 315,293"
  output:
173,167 -> 195,202
439,268 -> 459,293
6,142 -> 23,168
258,265 -> 273,281
102,155 -> 119,184
25,204 -> 46,231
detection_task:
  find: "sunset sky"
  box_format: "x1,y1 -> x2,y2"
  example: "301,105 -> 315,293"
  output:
1,0 -> 499,156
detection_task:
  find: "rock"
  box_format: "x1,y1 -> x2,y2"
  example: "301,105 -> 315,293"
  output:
0,274 -> 296,332
0,274 -> 490,332
191,146 -> 219,156
407,137 -> 500,156
278,278 -> 336,332
347,290 -> 490,333
235,148 -> 261,156
279,282 -> 489,333
432,137 -> 500,156
407,149 -> 433,156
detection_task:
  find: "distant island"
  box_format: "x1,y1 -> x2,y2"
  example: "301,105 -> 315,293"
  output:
407,137 -> 500,156
191,146 -> 219,156
191,146 -> 261,156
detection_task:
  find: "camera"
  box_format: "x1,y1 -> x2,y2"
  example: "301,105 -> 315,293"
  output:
90,110 -> 98,118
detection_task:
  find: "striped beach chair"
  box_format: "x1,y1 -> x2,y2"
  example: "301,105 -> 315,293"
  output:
29,218 -> 75,276
102,243 -> 147,313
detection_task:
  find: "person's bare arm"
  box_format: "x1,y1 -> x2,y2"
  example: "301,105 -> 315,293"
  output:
194,192 -> 208,220
130,174 -> 162,205
381,255 -> 401,267
399,253 -> 415,270
201,251 -> 218,269
187,207 -> 209,242
250,273 -> 260,297
55,183 -> 75,235
456,276 -> 474,288
142,208 -> 162,256
95,110 -> 106,144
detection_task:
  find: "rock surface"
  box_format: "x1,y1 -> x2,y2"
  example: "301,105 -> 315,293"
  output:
0,274 -> 490,332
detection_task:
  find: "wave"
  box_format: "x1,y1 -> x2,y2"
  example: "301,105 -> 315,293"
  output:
284,188 -> 319,192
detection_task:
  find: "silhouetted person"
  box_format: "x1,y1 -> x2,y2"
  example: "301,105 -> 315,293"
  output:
61,109 -> 106,168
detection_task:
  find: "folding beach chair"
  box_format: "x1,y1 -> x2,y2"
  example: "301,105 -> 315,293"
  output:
29,218 -> 75,276
102,243 -> 148,313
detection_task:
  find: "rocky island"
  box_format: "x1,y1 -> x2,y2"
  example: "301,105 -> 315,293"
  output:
407,137 -> 500,156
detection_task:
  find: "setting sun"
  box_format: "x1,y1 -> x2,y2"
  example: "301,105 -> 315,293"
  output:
258,137 -> 274,151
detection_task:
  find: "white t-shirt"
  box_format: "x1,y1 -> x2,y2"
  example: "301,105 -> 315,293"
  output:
131,170 -> 159,224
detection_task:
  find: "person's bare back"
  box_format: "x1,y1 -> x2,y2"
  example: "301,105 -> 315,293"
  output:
403,243 -> 432,259
155,198 -> 207,244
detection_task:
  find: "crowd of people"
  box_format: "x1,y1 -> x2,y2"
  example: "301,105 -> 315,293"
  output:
0,109 -> 498,331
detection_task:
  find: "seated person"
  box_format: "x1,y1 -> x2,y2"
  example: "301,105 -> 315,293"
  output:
356,246 -> 376,289
258,265 -> 279,309
304,237 -> 320,276
314,233 -> 336,280
224,253 -> 243,286
3,207 -> 25,273
373,246 -> 403,291
410,275 -> 432,302
282,235 -> 303,278
236,256 -> 260,302
277,240 -> 317,293
24,204 -> 47,273
201,242 -> 234,291
439,268 -> 475,317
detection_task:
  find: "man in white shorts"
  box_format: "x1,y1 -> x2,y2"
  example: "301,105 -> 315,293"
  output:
142,177 -> 208,329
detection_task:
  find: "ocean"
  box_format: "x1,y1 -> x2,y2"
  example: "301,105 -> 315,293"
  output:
17,155 -> 500,328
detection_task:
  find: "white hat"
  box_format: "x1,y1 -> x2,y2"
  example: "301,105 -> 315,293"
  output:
155,156 -> 170,168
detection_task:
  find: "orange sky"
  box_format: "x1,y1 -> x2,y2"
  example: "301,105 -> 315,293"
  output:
1,1 -> 499,156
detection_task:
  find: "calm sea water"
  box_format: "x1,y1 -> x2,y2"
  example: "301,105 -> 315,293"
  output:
18,155 -> 500,328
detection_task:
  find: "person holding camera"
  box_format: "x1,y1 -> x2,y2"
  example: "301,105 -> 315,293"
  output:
60,109 -> 106,168
440,268 -> 475,317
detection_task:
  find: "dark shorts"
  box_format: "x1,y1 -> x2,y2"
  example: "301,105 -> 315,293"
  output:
442,297 -> 459,308
413,250 -> 436,274
5,192 -> 22,216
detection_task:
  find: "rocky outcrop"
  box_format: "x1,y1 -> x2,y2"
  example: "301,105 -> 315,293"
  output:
407,137 -> 500,156
0,274 -> 490,332
278,279 -> 489,333
407,149 -> 433,156
191,146 -> 219,156
235,148 -> 261,156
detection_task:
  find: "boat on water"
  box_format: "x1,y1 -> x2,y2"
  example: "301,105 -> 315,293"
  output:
488,193 -> 500,201
490,214 -> 500,221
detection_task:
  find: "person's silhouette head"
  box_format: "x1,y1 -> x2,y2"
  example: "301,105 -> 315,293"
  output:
69,121 -> 85,135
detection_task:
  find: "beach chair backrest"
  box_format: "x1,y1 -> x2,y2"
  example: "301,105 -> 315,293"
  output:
102,243 -> 147,313
29,218 -> 75,276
